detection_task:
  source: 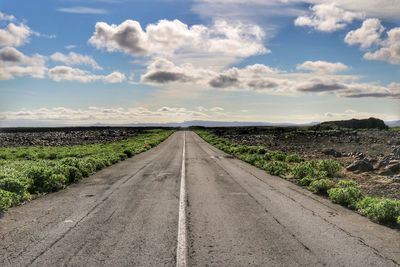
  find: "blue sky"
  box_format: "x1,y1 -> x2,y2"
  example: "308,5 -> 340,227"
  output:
0,0 -> 399,125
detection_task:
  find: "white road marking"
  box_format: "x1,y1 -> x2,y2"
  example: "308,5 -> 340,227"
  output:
176,131 -> 188,267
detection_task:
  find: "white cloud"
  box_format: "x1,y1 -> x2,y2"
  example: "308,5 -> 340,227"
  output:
0,11 -> 15,22
296,60 -> 349,73
0,46 -> 46,80
294,3 -> 364,32
344,19 -> 400,65
209,107 -> 224,112
344,18 -> 384,49
195,0 -> 400,21
50,52 -> 102,70
308,0 -> 400,21
104,71 -> 126,83
0,106 -> 213,123
140,57 -> 214,84
57,6 -> 108,14
48,66 -> 125,83
363,27 -> 400,65
140,57 -> 398,99
89,19 -> 267,59
65,45 -> 77,50
0,23 -> 32,47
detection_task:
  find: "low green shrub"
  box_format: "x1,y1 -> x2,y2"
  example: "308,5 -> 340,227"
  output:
299,176 -> 316,186
286,153 -> 302,163
0,189 -> 15,212
269,151 -> 287,161
317,160 -> 342,178
291,161 -> 319,179
308,179 -> 335,194
0,177 -> 31,201
328,186 -> 363,209
337,179 -> 358,188
357,197 -> 400,224
26,165 -> 67,193
263,161 -> 290,176
123,149 -> 134,158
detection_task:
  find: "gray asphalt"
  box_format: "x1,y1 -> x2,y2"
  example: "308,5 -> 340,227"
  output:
1,131 -> 399,266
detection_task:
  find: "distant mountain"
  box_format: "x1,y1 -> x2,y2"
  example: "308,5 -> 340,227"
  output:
385,120 -> 400,127
100,120 -> 319,127
0,119 -> 318,128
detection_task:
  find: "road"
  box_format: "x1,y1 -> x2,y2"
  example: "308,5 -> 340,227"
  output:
0,131 -> 399,266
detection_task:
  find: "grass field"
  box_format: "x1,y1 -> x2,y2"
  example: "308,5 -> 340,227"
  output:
0,129 -> 173,213
196,129 -> 400,227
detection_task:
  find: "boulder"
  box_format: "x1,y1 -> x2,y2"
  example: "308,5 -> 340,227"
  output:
392,147 -> 400,159
322,148 -> 342,158
346,159 -> 374,173
379,161 -> 400,175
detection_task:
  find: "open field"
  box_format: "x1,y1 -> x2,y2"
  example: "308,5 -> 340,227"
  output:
0,128 -> 173,212
195,127 -> 400,227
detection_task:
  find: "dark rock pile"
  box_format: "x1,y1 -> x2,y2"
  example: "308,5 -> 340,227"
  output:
317,117 -> 388,130
0,127 -> 149,147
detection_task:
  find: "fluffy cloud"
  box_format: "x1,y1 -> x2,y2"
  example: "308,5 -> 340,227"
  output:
309,0 -> 400,21
294,3 -> 364,32
140,57 -> 398,99
195,0 -> 400,21
0,23 -> 32,47
50,52 -> 102,70
338,82 -> 400,98
296,60 -> 349,73
363,27 -> 400,65
140,57 -> 213,84
0,46 -> 46,80
294,79 -> 346,92
89,19 -> 267,59
345,19 -> 400,65
344,19 -> 384,49
48,66 -> 125,83
0,11 -> 15,22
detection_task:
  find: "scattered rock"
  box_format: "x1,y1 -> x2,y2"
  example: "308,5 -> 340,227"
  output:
322,148 -> 342,157
385,162 -> 400,174
392,146 -> 400,159
0,128 -> 142,147
392,175 -> 400,182
346,159 -> 374,173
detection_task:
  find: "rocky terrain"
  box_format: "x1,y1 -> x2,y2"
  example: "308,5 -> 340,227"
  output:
209,124 -> 400,199
0,127 -> 165,147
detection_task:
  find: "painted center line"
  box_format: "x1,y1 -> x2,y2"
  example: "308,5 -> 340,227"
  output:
176,131 -> 188,267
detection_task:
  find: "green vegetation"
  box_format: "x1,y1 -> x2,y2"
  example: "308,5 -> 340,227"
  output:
196,130 -> 400,226
0,129 -> 173,213
308,179 -> 335,195
328,182 -> 363,209
357,197 -> 400,224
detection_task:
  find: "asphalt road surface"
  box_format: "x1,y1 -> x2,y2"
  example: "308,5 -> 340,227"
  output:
1,131 -> 399,266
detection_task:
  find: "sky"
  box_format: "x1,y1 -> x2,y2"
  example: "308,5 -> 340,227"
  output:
0,0 -> 399,125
